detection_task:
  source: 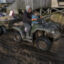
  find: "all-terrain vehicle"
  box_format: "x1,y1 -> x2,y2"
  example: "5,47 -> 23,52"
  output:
0,16 -> 15,35
0,19 -> 8,35
0,14 -> 22,35
9,18 -> 63,51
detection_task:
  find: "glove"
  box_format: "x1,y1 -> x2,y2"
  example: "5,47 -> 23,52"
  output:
32,18 -> 37,21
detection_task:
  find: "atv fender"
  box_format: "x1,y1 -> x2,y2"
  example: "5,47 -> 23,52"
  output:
32,28 -> 44,34
12,27 -> 24,39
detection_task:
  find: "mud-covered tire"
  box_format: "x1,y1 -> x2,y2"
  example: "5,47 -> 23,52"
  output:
0,26 -> 6,35
36,37 -> 51,51
0,27 -> 3,35
9,30 -> 22,43
1,26 -> 7,33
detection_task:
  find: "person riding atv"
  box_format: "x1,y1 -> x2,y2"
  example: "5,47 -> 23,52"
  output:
32,11 -> 40,24
23,5 -> 41,38
23,5 -> 32,38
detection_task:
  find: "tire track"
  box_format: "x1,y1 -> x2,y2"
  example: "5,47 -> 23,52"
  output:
0,34 -> 64,64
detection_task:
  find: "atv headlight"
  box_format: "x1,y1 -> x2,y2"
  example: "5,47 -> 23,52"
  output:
52,31 -> 55,34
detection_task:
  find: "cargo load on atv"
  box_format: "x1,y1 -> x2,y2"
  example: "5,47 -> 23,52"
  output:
49,13 -> 64,33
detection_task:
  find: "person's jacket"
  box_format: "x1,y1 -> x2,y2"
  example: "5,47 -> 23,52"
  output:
23,11 -> 32,25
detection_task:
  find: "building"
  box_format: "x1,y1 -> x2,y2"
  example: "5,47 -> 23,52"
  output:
15,0 -> 64,10
7,0 -> 64,14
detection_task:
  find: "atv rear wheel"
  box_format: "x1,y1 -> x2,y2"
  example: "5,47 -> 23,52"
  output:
1,26 -> 7,33
9,30 -> 22,43
36,37 -> 51,51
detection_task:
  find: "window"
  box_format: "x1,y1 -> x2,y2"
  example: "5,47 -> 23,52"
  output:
59,0 -> 64,2
58,0 -> 64,6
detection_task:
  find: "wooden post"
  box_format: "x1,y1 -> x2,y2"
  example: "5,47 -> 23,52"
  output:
40,8 -> 42,16
47,8 -> 50,14
47,8 -> 51,14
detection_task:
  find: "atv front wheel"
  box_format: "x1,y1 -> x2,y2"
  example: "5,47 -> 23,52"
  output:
36,37 -> 51,51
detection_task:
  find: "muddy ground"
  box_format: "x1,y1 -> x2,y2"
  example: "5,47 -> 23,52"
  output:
0,33 -> 64,64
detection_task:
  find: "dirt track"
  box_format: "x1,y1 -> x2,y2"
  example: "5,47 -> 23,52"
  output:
0,33 -> 64,64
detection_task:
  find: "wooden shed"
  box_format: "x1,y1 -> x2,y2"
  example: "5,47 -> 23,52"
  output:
16,0 -> 64,10
16,0 -> 51,10
7,0 -> 64,14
